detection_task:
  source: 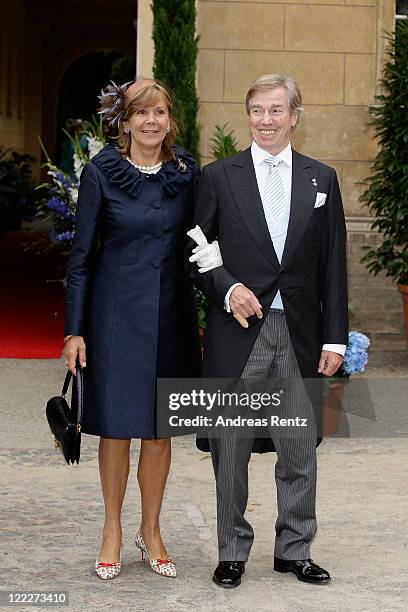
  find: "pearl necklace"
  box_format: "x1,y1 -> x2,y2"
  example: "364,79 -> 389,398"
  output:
126,157 -> 163,174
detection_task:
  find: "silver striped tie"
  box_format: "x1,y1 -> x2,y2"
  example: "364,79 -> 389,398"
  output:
263,157 -> 286,228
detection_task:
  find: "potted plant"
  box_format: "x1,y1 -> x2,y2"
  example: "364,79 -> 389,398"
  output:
323,332 -> 370,436
210,123 -> 240,160
360,20 -> 408,342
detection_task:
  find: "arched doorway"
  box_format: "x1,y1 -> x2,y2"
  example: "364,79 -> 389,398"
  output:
54,50 -> 136,165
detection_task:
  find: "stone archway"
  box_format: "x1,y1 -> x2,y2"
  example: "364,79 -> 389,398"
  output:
20,0 -> 137,169
54,50 -> 136,166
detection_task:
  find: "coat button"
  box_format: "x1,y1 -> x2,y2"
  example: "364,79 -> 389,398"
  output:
155,230 -> 163,237
152,260 -> 160,268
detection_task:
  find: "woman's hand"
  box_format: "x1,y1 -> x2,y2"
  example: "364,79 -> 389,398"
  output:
189,240 -> 223,273
64,336 -> 87,375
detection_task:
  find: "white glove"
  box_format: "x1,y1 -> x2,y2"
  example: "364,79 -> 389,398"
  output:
187,225 -> 248,329
187,225 -> 224,273
189,240 -> 223,273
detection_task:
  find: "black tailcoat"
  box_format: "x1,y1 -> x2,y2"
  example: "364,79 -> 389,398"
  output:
187,147 -> 348,452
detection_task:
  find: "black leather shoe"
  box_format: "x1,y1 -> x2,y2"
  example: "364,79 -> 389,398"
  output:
274,557 -> 331,584
213,561 -> 245,588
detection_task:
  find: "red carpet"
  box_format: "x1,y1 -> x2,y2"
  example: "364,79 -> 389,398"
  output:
0,232 -> 67,358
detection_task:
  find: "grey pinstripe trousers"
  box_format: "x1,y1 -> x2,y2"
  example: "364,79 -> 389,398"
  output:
209,309 -> 317,561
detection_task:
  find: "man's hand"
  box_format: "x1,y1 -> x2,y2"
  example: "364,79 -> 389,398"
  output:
230,285 -> 263,320
65,336 -> 87,375
318,350 -> 343,377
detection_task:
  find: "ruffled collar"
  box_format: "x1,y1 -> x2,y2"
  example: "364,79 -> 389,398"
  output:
91,143 -> 198,198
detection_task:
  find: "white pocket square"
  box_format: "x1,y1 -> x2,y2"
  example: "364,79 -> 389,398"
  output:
314,192 -> 327,208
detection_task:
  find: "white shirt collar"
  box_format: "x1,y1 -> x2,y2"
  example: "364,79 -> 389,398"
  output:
251,140 -> 292,168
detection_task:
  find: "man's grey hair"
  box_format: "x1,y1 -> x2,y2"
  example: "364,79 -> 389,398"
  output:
245,74 -> 304,126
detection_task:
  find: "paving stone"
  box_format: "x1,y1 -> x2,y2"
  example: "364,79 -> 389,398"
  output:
0,358 -> 407,611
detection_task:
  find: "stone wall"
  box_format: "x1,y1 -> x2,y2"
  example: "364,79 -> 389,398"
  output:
196,0 -> 406,359
347,225 -> 406,363
197,0 -> 394,219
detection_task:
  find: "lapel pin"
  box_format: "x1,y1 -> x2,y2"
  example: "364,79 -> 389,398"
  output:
311,178 -> 317,187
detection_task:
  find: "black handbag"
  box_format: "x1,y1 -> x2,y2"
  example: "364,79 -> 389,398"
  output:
46,366 -> 83,464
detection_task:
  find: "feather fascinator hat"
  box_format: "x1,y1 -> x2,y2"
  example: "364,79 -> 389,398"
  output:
97,79 -> 157,128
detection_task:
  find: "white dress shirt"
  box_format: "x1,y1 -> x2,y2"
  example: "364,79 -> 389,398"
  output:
225,140 -> 346,357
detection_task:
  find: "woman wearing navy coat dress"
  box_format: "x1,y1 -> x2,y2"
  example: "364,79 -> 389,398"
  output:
64,79 -> 201,580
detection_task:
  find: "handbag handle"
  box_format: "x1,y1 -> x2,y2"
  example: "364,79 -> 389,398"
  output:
61,366 -> 84,429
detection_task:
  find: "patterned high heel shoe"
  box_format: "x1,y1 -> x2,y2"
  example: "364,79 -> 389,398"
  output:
135,531 -> 176,578
95,545 -> 122,580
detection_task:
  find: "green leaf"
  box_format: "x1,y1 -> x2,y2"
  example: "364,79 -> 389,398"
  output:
359,21 -> 408,284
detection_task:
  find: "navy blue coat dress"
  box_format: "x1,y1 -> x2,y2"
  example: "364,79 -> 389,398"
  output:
65,144 -> 201,438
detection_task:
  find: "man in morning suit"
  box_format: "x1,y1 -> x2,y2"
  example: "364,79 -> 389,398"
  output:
188,74 -> 348,588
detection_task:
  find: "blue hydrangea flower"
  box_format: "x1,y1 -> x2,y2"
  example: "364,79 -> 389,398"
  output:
348,331 -> 370,350
343,332 -> 370,375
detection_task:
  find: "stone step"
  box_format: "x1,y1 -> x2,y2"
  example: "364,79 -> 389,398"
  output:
350,310 -> 404,333
350,318 -> 405,334
348,286 -> 403,310
348,275 -> 397,289
366,331 -> 407,352
368,350 -> 408,367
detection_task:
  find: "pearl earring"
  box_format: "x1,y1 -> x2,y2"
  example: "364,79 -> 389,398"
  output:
124,124 -> 130,134
165,126 -> 171,133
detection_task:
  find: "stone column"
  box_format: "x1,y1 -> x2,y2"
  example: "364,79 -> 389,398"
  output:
137,0 -> 154,78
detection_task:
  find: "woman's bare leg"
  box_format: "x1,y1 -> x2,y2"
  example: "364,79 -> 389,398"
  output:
137,438 -> 171,559
98,437 -> 131,562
